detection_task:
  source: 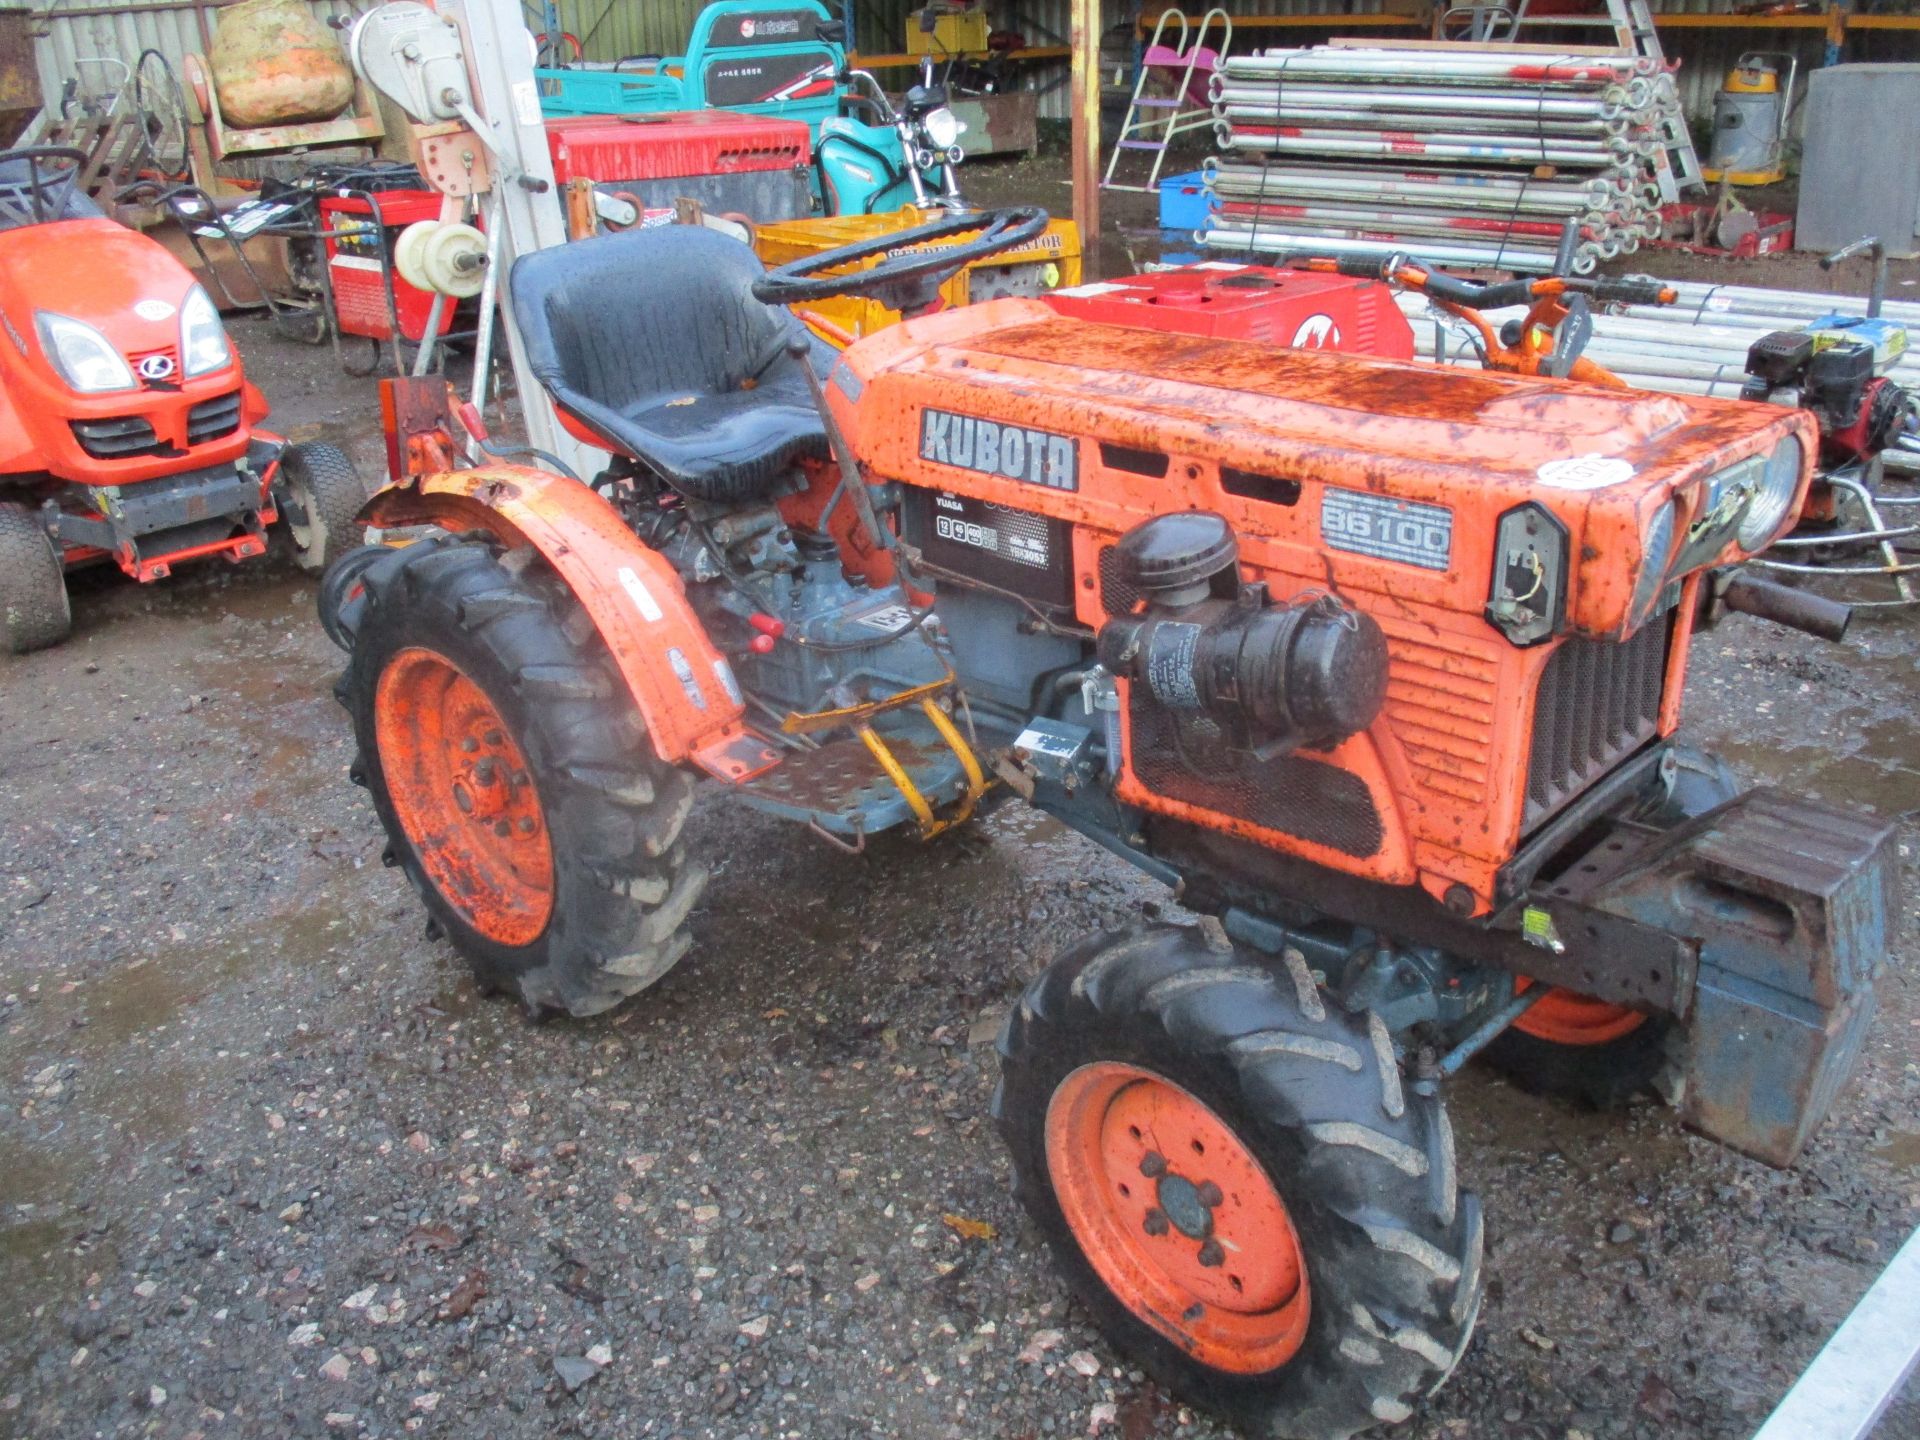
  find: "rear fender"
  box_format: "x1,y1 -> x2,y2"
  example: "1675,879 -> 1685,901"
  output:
360,468 -> 772,779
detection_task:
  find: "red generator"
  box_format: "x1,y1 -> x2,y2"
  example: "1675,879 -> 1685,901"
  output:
1042,262 -> 1416,360
545,110 -> 813,224
319,190 -> 456,344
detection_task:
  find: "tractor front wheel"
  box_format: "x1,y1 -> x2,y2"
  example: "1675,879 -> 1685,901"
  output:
340,538 -> 705,1015
278,442 -> 366,575
995,925 -> 1482,1440
0,501 -> 72,654
1479,982 -> 1670,1109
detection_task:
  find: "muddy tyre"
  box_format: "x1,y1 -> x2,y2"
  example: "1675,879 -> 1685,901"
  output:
341,538 -> 704,1016
1479,987 -> 1669,1110
0,501 -> 71,654
995,925 -> 1481,1440
279,442 -> 366,575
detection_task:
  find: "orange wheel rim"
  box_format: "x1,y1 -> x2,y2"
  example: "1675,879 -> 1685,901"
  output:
1511,979 -> 1647,1046
1045,1062 -> 1310,1375
375,648 -> 554,947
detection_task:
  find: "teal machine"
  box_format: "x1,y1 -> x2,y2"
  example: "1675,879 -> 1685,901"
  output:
535,0 -> 961,215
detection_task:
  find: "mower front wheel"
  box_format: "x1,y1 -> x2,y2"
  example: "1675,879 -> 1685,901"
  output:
278,442 -> 367,575
0,501 -> 72,654
341,538 -> 706,1015
996,925 -> 1482,1440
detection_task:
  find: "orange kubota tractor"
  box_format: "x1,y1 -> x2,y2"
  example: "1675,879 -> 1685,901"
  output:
327,211 -> 1898,1439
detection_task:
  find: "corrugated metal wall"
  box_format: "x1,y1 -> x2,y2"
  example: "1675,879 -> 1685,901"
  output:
15,0 -> 1918,130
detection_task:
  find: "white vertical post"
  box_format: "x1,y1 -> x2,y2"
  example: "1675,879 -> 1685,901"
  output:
434,0 -> 595,477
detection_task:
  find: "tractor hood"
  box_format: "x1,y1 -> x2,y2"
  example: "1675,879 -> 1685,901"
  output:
831,298 -> 1817,642
0,218 -> 203,358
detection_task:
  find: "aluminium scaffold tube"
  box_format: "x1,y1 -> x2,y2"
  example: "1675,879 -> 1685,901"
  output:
1200,228 -> 1598,274
1203,42 -> 1681,269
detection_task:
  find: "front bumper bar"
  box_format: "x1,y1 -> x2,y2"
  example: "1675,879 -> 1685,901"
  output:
48,438 -> 284,581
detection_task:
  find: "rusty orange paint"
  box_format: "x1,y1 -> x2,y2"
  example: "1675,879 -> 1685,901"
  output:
375,647 -> 555,947
1045,1062 -> 1310,1374
359,466 -> 752,770
829,299 -> 1815,914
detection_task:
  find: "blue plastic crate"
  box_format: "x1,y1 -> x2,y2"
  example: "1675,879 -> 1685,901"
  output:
1158,172 -> 1216,231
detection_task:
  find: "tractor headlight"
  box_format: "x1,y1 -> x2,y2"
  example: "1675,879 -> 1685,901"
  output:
179,285 -> 232,377
35,312 -> 135,393
1735,434 -> 1803,551
920,105 -> 964,151
1485,502 -> 1568,647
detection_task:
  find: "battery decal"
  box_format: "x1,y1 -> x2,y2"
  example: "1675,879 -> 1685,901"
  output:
1320,488 -> 1453,571
919,409 -> 1078,492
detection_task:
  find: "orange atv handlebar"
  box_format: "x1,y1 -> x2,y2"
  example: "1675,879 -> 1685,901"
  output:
1303,255 -> 1677,312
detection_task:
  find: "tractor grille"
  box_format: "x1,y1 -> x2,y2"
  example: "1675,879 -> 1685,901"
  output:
1129,699 -> 1385,858
70,415 -> 160,459
187,391 -> 243,445
1097,544 -> 1141,619
1522,614 -> 1673,830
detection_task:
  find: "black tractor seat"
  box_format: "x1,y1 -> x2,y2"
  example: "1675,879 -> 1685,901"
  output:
509,226 -> 833,502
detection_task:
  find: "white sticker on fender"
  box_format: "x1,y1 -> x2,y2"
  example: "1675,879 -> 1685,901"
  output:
1536,455 -> 1637,491
617,565 -> 664,622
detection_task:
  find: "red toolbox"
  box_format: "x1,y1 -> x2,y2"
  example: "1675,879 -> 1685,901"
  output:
1041,262 -> 1415,360
319,190 -> 456,344
545,110 -> 813,222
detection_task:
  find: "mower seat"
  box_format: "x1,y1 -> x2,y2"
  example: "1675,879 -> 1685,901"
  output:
510,226 -> 832,500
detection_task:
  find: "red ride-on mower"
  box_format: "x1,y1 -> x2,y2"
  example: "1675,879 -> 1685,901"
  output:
0,147 -> 365,653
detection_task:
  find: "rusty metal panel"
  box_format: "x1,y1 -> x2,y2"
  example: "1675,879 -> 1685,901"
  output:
1580,785 -> 1901,1166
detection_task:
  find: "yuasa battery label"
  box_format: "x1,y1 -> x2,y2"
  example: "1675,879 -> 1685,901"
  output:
918,410 -> 1078,492
1320,488 -> 1453,571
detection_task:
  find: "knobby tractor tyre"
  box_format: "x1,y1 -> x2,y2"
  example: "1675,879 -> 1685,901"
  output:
1478,983 -> 1671,1110
995,925 -> 1482,1440
278,442 -> 367,576
339,537 -> 705,1016
0,501 -> 72,654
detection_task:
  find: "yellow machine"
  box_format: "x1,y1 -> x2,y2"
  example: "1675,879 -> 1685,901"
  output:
752,206 -> 1081,342
1702,51 -> 1795,187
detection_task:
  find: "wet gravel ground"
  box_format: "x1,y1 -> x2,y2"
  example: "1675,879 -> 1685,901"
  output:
4,231 -> 1920,1440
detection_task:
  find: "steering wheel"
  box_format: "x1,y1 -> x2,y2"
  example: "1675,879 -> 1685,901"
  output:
752,206 -> 1050,318
0,146 -> 89,226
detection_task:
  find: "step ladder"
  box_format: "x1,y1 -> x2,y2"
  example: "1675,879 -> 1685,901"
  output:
1102,7 -> 1232,194
1446,0 -> 1703,201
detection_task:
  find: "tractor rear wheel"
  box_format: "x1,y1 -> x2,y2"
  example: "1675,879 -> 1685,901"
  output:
995,925 -> 1481,1440
278,442 -> 366,575
0,501 -> 72,654
1479,982 -> 1670,1109
340,537 -> 705,1015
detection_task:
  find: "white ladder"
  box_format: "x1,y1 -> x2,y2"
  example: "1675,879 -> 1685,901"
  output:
1102,7 -> 1233,194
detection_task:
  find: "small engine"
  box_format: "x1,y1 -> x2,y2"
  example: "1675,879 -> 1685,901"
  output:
1742,317 -> 1913,476
1095,511 -> 1389,757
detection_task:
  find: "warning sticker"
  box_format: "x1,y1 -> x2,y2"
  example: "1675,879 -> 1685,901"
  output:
1320,488 -> 1453,571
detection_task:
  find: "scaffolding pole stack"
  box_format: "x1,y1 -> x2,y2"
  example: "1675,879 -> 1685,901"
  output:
1202,44 -> 1680,273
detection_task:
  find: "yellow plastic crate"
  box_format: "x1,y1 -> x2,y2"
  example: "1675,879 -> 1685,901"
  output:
752,207 -> 1083,343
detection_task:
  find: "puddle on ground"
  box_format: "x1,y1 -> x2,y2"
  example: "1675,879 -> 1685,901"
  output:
1712,737 -> 1920,817
1872,1130 -> 1920,1172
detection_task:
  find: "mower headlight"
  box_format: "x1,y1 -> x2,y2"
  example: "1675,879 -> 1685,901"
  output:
179,285 -> 232,377
34,312 -> 135,393
920,105 -> 964,151
1735,434 -> 1803,551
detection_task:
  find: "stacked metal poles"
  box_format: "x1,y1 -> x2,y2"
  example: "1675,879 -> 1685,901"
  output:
1202,44 -> 1681,273
1396,281 -> 1920,397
